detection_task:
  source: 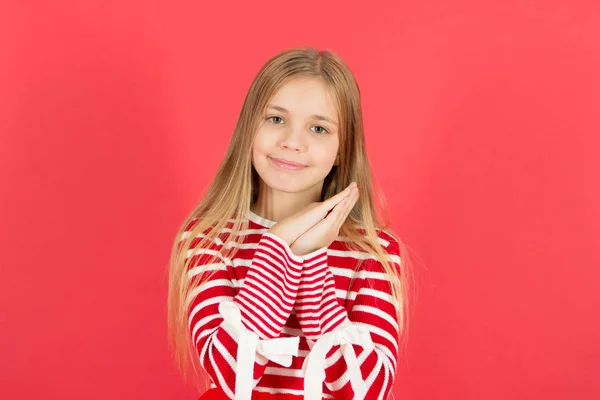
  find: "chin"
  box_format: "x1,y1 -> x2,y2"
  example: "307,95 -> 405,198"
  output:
260,173 -> 308,192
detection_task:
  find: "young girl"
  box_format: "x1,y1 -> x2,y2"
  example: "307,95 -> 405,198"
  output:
168,47 -> 411,400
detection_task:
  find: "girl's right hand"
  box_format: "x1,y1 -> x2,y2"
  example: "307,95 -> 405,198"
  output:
268,182 -> 358,246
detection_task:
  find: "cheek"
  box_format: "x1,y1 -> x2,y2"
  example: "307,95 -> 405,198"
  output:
252,130 -> 271,163
314,144 -> 338,167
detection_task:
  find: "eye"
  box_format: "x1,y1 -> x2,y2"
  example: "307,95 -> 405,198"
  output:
312,125 -> 329,135
267,116 -> 284,124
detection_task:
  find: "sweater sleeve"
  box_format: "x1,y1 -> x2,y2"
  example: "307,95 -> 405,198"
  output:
295,234 -> 402,400
185,221 -> 305,400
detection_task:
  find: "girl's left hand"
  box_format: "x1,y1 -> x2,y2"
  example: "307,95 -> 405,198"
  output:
290,186 -> 359,256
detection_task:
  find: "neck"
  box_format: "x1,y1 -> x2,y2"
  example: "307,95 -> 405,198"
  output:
252,180 -> 324,222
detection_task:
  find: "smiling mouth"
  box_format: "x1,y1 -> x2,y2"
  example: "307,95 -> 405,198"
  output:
269,157 -> 308,171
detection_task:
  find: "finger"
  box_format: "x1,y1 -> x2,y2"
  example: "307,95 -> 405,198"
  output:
328,188 -> 356,226
292,195 -> 344,234
342,188 -> 359,218
291,183 -> 356,233
335,188 -> 359,229
323,198 -> 348,231
322,182 -> 356,211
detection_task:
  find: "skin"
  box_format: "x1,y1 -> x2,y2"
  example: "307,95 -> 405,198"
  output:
251,76 -> 341,222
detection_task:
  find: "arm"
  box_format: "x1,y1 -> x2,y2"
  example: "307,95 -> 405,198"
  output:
294,235 -> 401,400
186,221 -> 305,400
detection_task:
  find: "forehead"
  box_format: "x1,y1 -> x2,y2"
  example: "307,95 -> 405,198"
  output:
269,77 -> 339,119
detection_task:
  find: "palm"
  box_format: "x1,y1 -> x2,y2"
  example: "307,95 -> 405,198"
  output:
290,185 -> 359,257
291,216 -> 337,256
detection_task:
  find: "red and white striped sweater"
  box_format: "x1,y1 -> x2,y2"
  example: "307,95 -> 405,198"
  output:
184,210 -> 401,400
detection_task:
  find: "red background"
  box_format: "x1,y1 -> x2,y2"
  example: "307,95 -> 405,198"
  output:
1,1 -> 599,399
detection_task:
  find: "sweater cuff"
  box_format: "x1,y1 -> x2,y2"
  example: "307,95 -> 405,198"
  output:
261,231 -> 305,265
299,246 -> 328,263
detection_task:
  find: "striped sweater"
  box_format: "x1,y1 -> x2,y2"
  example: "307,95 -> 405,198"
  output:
184,210 -> 401,400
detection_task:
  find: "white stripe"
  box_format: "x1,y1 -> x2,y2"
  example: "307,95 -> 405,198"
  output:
323,339 -> 396,373
378,354 -> 392,400
299,299 -> 337,320
350,321 -> 398,353
378,343 -> 397,372
183,227 -> 272,239
352,305 -> 399,333
340,288 -> 400,308
254,240 -> 292,269
186,247 -> 226,262
280,326 -> 303,337
325,344 -> 373,392
328,248 -> 379,260
186,279 -> 234,307
213,331 -> 236,366
298,281 -> 323,303
192,314 -> 221,342
324,348 -> 342,368
197,326 -> 219,347
252,253 -> 301,281
363,351 -> 383,394
252,386 -> 335,399
187,262 -> 227,279
297,275 -> 326,291
298,281 -> 326,294
234,301 -> 278,338
236,290 -> 288,328
239,275 -> 296,312
302,261 -> 328,276
249,255 -> 301,284
328,367 -> 349,392
313,300 -> 339,319
189,295 -> 232,326
208,339 -> 235,398
322,311 -> 348,333
198,327 -> 218,365
329,267 -> 400,284
215,318 -> 269,367
303,253 -> 327,269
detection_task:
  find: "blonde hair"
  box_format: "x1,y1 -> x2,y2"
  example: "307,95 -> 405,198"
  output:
167,46 -> 415,393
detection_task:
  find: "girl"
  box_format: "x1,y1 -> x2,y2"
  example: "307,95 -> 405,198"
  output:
168,47 -> 412,400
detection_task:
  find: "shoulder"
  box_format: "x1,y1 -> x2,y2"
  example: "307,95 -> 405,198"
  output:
375,228 -> 399,249
181,216 -> 236,249
340,225 -> 400,254
371,228 -> 402,270
354,226 -> 400,257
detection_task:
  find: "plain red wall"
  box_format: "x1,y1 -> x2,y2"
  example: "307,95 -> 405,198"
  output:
1,1 -> 599,399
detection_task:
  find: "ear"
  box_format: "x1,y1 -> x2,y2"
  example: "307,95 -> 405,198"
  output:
334,154 -> 340,166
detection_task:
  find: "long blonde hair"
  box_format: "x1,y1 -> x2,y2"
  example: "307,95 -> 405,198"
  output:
167,46 -> 415,393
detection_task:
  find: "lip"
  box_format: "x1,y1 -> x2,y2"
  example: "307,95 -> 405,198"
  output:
269,157 -> 307,171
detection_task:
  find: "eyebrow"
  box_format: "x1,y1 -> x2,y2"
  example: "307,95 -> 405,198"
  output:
267,105 -> 338,126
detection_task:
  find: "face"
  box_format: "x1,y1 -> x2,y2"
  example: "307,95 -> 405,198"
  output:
252,76 -> 340,207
